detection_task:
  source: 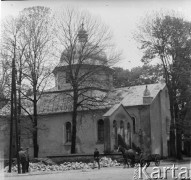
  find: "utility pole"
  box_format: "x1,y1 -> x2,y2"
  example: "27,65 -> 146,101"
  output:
12,57 -> 21,174
12,39 -> 21,174
8,36 -> 21,174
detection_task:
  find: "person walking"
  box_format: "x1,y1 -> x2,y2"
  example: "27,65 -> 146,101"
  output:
18,147 -> 27,173
93,148 -> 100,169
25,147 -> 30,172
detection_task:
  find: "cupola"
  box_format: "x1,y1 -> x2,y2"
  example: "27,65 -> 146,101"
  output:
143,85 -> 153,104
77,22 -> 88,43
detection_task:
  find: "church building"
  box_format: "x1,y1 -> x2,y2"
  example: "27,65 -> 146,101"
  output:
0,24 -> 171,158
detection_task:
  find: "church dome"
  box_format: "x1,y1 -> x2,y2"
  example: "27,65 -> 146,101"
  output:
59,23 -> 107,66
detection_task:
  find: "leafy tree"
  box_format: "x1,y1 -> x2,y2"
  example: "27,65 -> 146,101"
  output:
113,64 -> 164,88
135,13 -> 191,158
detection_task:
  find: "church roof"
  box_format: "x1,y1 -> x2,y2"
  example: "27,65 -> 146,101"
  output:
112,83 -> 166,107
0,83 -> 166,116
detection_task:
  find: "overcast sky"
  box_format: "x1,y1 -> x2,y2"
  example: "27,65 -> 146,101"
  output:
1,0 -> 191,70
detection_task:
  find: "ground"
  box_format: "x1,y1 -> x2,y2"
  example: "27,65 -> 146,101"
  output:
3,160 -> 191,180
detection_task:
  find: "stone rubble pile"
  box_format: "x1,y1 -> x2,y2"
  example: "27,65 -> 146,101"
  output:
4,157 -> 121,173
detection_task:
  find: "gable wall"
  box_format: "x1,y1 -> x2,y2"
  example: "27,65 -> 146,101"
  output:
107,106 -> 133,151
138,106 -> 151,154
150,86 -> 171,156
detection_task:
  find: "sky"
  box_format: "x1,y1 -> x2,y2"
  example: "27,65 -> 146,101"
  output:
1,0 -> 191,70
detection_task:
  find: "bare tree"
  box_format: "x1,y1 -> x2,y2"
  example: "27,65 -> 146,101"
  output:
54,8 -> 120,153
0,15 -> 28,173
1,6 -> 54,158
19,6 -> 54,157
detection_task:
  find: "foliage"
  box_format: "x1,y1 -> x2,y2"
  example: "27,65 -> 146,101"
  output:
135,12 -> 191,158
113,64 -> 164,88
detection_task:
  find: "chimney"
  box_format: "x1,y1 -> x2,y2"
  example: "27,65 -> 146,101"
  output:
143,85 -> 153,104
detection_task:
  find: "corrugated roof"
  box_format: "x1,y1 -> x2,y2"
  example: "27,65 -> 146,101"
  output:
0,83 -> 166,116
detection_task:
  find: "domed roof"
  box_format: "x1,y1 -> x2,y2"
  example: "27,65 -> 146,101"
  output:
59,23 -> 107,66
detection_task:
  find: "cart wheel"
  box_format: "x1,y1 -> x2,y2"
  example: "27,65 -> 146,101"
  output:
140,159 -> 146,167
155,159 -> 160,166
130,163 -> 135,168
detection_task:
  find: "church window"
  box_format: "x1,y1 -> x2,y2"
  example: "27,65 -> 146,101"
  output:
66,71 -> 70,83
113,120 -> 117,146
131,117 -> 136,133
127,122 -> 131,147
127,122 -> 131,130
120,120 -> 125,139
66,122 -> 72,142
98,119 -> 104,142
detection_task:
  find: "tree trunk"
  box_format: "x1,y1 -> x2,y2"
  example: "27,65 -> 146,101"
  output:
167,85 -> 177,157
33,129 -> 38,158
176,130 -> 182,159
33,86 -> 38,158
17,69 -> 22,149
71,91 -> 78,154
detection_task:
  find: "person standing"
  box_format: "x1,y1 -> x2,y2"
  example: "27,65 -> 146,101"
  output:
25,147 -> 30,173
18,147 -> 27,173
93,148 -> 100,169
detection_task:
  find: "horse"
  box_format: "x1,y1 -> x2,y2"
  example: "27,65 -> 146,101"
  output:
117,145 -> 140,168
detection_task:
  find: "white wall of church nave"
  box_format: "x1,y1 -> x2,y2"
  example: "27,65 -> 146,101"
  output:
38,111 -> 104,157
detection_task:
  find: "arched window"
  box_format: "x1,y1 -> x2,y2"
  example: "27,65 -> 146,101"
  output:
113,120 -> 117,146
66,122 -> 72,142
120,120 -> 125,139
98,119 -> 104,142
66,71 -> 70,83
127,122 -> 131,147
131,117 -> 136,133
127,122 -> 131,130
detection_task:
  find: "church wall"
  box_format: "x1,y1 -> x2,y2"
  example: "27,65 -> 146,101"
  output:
37,111 -> 105,157
38,113 -> 72,157
159,87 -> 171,156
150,94 -> 163,155
75,111 -> 104,154
138,106 -> 151,154
150,87 -> 171,157
0,116 -> 9,159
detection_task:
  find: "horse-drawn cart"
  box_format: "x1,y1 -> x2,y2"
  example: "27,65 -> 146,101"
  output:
139,154 -> 161,167
117,146 -> 161,168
